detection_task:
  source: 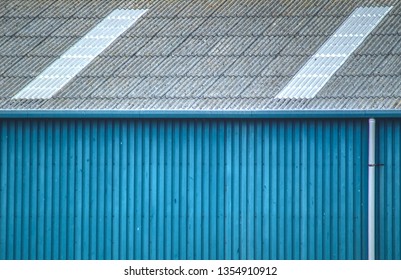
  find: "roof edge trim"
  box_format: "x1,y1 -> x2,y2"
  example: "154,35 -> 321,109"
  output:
1,110 -> 401,119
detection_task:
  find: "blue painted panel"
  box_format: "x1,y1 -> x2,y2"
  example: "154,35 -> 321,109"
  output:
0,119 -> 370,259
377,119 -> 401,260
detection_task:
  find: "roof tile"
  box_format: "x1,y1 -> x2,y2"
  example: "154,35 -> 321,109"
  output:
0,36 -> 45,56
3,56 -> 56,77
0,17 -> 32,36
171,36 -> 220,56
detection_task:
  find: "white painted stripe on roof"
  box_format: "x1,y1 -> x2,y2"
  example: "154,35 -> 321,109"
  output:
13,9 -> 147,99
275,6 -> 392,99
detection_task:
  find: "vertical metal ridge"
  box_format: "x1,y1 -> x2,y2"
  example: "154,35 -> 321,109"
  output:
377,119 -> 401,260
254,121 -> 263,260
393,121 -> 401,260
315,120 -> 323,259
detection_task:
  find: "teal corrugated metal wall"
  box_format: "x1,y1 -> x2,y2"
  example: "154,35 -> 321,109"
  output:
377,119 -> 401,260
0,119 -> 372,259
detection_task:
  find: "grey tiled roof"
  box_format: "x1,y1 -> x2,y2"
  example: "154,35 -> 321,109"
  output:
1,0 -> 401,111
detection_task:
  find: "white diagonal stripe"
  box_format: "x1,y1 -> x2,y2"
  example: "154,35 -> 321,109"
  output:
275,6 -> 392,99
13,9 -> 147,99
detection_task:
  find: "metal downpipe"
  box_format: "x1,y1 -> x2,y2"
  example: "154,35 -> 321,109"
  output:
368,118 -> 376,260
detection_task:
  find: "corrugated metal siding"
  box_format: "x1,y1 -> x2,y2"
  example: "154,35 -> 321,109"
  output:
377,119 -> 401,260
0,119 -> 368,259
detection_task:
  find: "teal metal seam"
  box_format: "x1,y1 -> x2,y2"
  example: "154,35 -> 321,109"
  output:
1,110 -> 401,118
